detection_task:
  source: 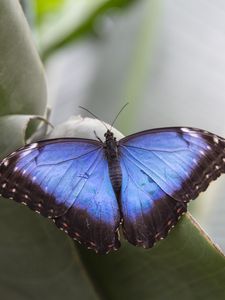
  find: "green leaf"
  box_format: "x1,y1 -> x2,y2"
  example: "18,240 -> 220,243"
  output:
0,0 -> 47,116
79,214 -> 225,299
0,200 -> 99,300
35,0 -> 65,23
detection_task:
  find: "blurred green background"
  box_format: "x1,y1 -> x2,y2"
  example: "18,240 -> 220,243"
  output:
0,0 -> 225,299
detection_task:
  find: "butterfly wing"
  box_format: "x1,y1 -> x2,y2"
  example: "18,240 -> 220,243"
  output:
119,127 -> 225,247
0,138 -> 120,254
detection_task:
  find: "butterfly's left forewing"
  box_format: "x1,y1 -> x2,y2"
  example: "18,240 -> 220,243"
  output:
119,127 -> 225,247
0,139 -> 120,254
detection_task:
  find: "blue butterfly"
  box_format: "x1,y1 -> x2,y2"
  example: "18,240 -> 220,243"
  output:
0,126 -> 224,254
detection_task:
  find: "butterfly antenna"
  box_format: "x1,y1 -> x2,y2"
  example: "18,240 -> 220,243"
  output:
79,106 -> 109,131
110,102 -> 129,130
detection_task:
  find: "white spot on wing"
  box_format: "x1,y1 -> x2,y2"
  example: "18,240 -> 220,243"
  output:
181,128 -> 190,132
190,133 -> 199,138
27,143 -> 38,150
213,136 -> 219,144
19,143 -> 38,158
3,160 -> 9,167
193,158 -> 198,165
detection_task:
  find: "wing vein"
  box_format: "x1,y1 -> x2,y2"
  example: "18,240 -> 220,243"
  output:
121,147 -> 176,195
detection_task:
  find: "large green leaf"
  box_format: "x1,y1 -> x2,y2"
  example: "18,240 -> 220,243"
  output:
79,214 -> 225,300
0,199 -> 98,300
0,0 -> 47,116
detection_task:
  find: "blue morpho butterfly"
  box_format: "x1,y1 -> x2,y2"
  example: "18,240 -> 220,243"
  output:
0,106 -> 224,254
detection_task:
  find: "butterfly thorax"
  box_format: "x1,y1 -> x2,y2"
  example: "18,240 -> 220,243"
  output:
104,130 -> 122,195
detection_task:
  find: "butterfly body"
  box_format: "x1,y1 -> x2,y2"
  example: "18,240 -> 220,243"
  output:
0,126 -> 225,254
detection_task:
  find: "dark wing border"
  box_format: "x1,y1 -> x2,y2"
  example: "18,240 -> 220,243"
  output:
119,126 -> 224,143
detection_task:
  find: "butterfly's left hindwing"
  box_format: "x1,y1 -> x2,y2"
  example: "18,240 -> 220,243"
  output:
119,127 -> 225,247
0,139 -> 120,254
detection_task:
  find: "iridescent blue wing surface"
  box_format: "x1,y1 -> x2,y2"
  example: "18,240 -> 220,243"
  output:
118,127 -> 225,248
0,139 -> 120,254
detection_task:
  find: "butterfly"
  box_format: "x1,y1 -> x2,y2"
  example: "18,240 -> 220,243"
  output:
0,126 -> 224,254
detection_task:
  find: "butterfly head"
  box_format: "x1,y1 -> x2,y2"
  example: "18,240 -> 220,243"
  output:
104,130 -> 116,142
104,130 -> 119,160
104,129 -> 113,140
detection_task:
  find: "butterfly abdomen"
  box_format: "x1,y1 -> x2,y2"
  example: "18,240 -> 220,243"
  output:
104,131 -> 122,194
108,158 -> 122,194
